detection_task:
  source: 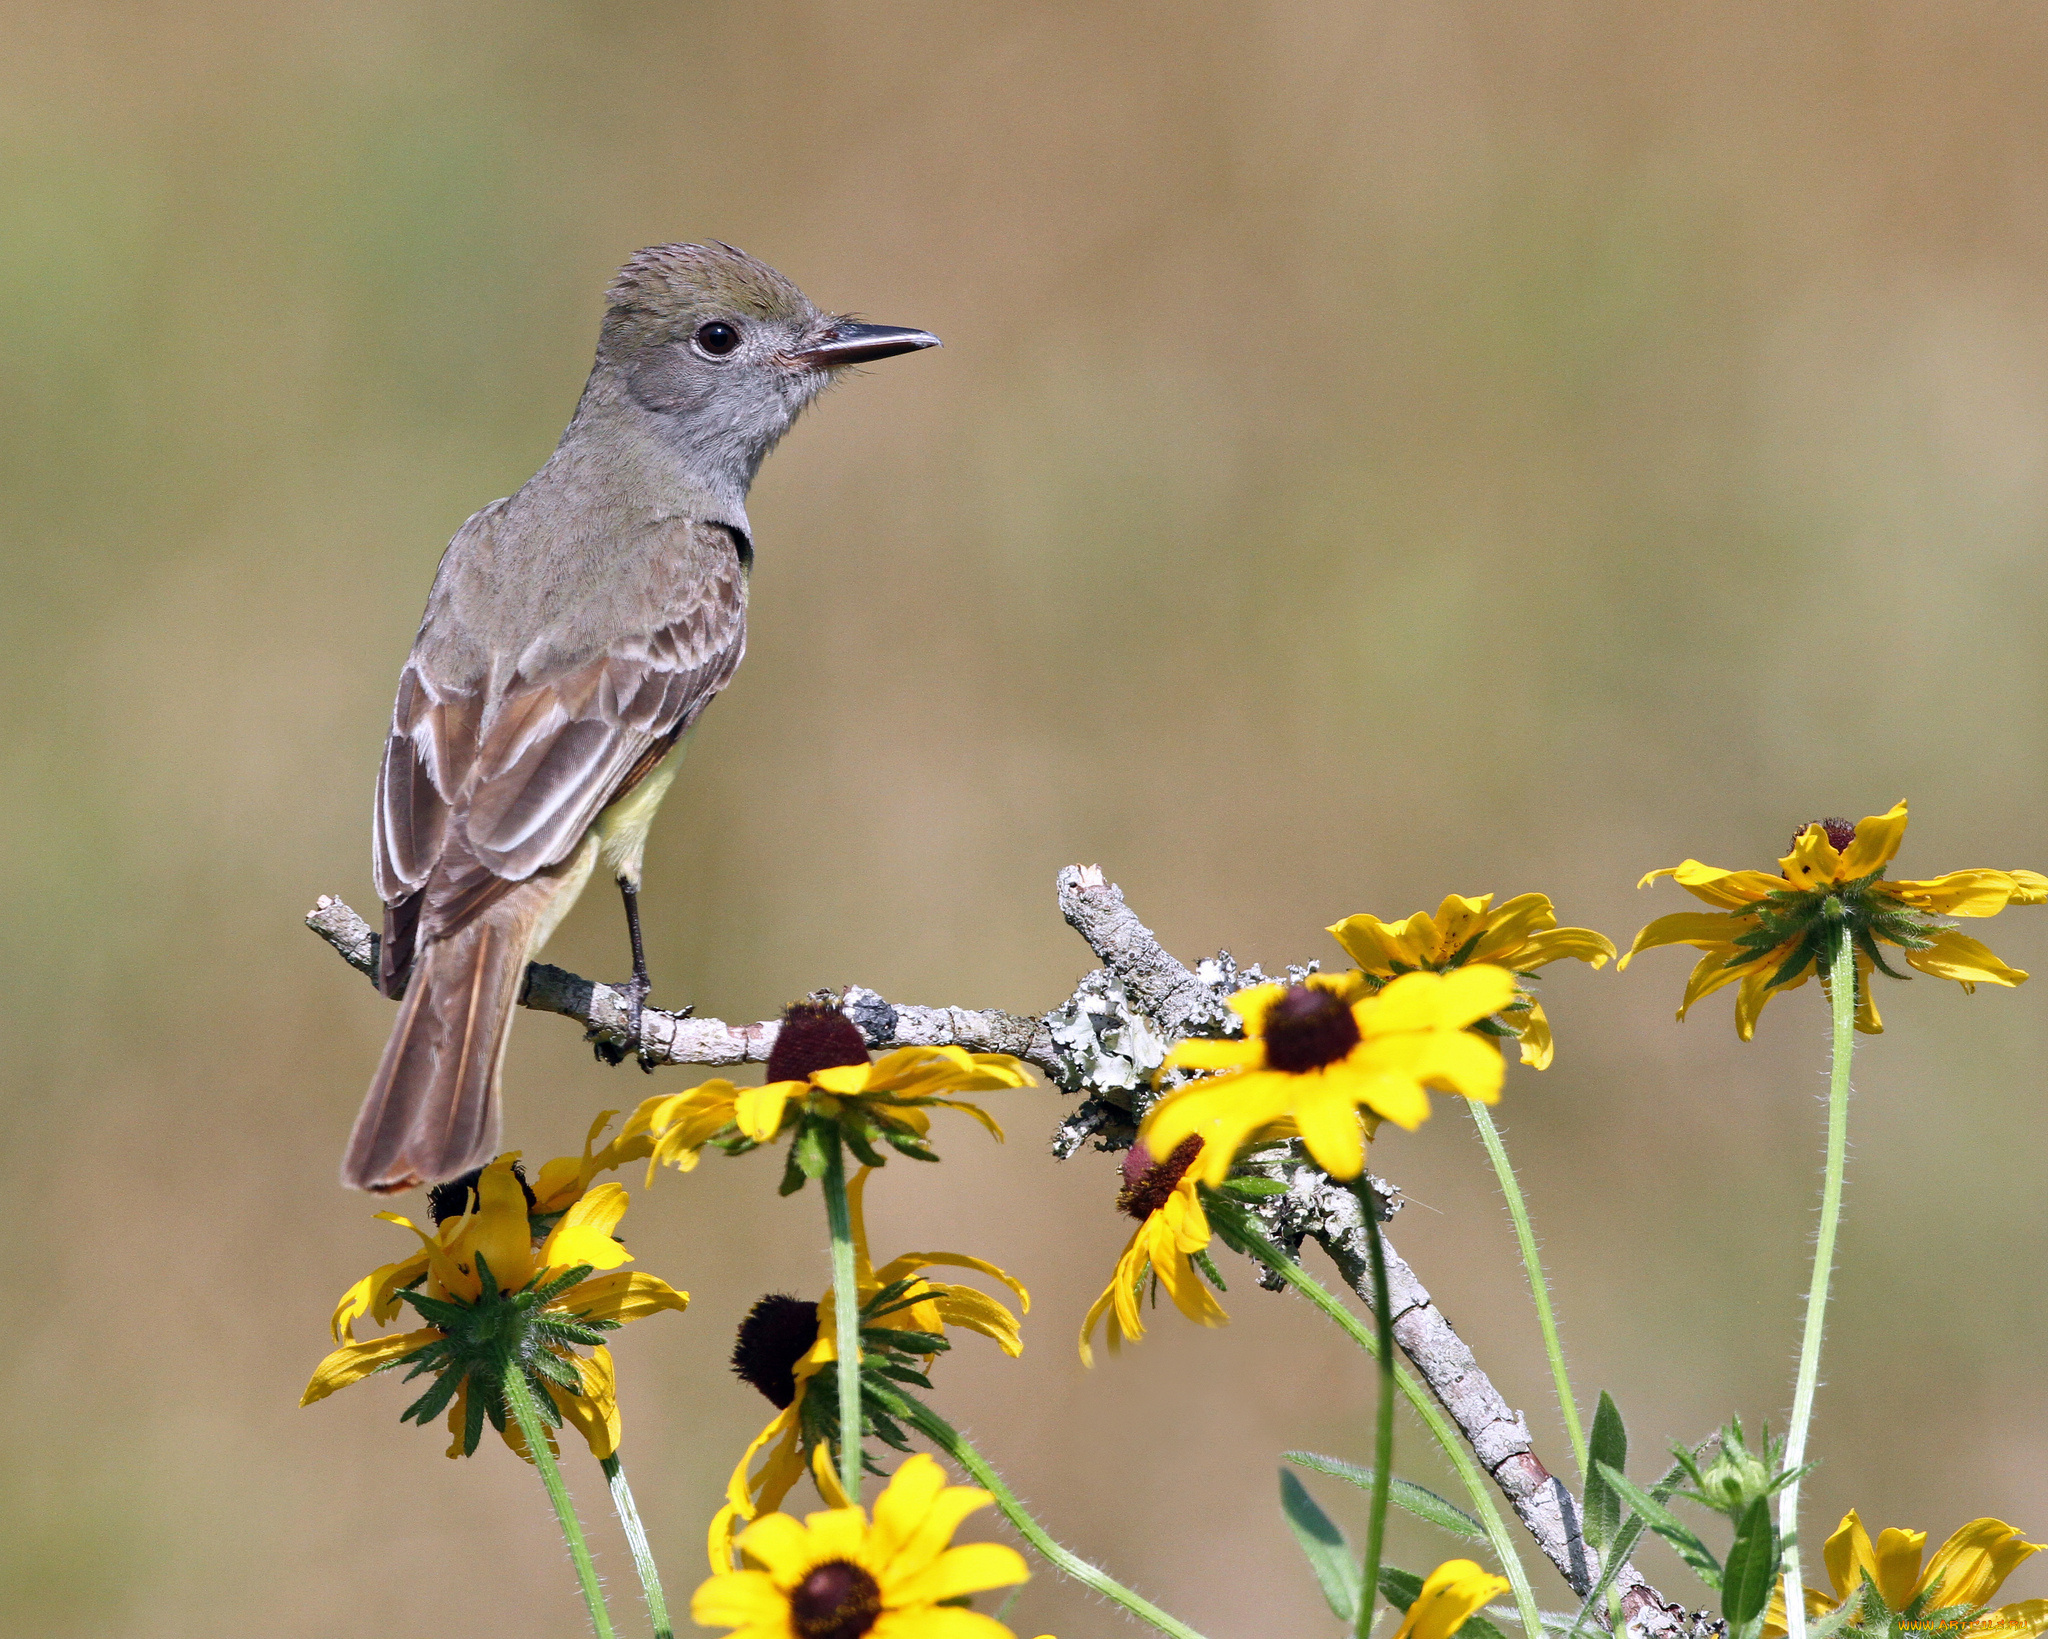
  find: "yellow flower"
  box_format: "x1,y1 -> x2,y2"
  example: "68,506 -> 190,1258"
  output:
1329,893 -> 1615,1069
693,1453 -> 1028,1639
1764,1511 -> 2048,1639
325,1110 -> 653,1347
1140,967 -> 1517,1185
1078,1134 -> 1227,1365
1624,802 -> 2047,1039
622,1001 -> 1033,1179
1395,1560 -> 1514,1639
302,1154 -> 688,1460
716,1169 -> 1027,1567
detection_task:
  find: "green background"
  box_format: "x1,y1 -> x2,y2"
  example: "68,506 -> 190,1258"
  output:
5,5 -> 2045,1634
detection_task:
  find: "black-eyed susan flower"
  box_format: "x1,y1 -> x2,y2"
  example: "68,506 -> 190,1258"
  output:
1078,1135 -> 1227,1365
693,1453 -> 1028,1639
1624,802 -> 2047,1039
1140,967 -> 1517,1186
715,1169 -> 1026,1565
1329,893 -> 1615,1069
303,1153 -> 687,1460
621,1001 -> 1033,1183
1765,1512 -> 2048,1639
1392,1560 -> 1513,1639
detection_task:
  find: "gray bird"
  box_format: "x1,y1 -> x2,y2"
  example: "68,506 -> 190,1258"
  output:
343,243 -> 936,1193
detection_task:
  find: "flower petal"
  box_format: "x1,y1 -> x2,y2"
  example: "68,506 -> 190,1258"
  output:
459,1156 -> 537,1296
1891,870 -> 2025,917
1513,999 -> 1555,1070
540,1181 -> 635,1277
300,1327 -> 442,1406
1840,801 -> 1910,878
1623,912 -> 1745,964
888,1541 -> 1030,1607
545,1345 -> 622,1460
331,1247 -> 429,1343
689,1566 -> 788,1630
1904,930 -> 2029,989
1162,1037 -> 1263,1072
1780,825 -> 1848,892
1967,1600 -> 2048,1639
1922,1519 -> 2045,1610
1393,1559 -> 1514,1639
1510,924 -> 1617,970
555,1270 -> 691,1325
1291,1084 -> 1370,1179
734,1082 -> 801,1143
1643,861 -> 1785,908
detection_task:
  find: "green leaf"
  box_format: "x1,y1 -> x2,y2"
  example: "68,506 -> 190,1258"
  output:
1596,1463 -> 1722,1589
1219,1176 -> 1288,1197
792,1118 -> 833,1181
842,1123 -> 889,1170
1379,1566 -> 1425,1610
1582,1392 -> 1628,1552
1279,1469 -> 1362,1623
860,1327 -> 948,1355
1284,1452 -> 1487,1543
1721,1496 -> 1778,1627
777,1138 -> 810,1197
881,1128 -> 940,1162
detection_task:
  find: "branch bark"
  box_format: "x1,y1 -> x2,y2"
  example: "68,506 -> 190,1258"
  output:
307,872 -> 1715,1637
305,895 -> 1057,1070
1046,870 -> 1718,1639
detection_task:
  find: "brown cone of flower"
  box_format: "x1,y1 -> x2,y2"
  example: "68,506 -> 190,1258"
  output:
766,1000 -> 871,1083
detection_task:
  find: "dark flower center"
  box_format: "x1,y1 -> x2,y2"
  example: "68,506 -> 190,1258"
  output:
788,1559 -> 883,1639
765,1000 -> 871,1083
1261,983 -> 1363,1073
1117,1134 -> 1204,1220
1790,817 -> 1858,856
427,1161 -> 536,1225
731,1293 -> 820,1409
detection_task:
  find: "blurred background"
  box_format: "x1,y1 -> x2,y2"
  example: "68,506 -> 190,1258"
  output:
6,4 -> 2048,1634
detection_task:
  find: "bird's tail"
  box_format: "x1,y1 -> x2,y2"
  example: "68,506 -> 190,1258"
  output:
342,907 -> 534,1194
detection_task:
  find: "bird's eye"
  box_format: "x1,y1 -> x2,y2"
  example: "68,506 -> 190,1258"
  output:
693,321 -> 741,357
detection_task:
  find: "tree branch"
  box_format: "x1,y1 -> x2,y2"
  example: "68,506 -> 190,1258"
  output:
304,894 -> 1057,1071
1043,871 -> 1719,1639
306,872 -> 1716,1637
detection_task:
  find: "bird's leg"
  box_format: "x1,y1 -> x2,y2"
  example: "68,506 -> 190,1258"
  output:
593,876 -> 658,1069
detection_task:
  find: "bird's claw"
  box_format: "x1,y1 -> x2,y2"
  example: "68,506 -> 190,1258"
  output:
591,974 -> 654,1068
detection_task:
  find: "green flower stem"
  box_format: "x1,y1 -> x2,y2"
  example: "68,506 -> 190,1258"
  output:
500,1368 -> 617,1639
868,1380 -> 1211,1639
1778,934 -> 1858,1639
1357,1191 -> 1396,1639
1469,1102 -> 1587,1475
601,1453 -> 671,1639
818,1129 -> 866,1504
1224,1207 -> 1544,1639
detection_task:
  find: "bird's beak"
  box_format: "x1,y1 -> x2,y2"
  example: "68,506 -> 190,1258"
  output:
789,322 -> 940,368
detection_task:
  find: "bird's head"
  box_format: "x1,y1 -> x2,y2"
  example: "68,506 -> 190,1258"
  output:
594,241 -> 937,499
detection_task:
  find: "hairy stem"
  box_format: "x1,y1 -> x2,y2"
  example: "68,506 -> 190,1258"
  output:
1221,1202 -> 1544,1639
1778,935 -> 1857,1639
501,1369 -> 616,1639
1357,1191 -> 1396,1639
870,1381 -> 1210,1639
818,1130 -> 866,1504
1469,1101 -> 1586,1474
601,1453 -> 671,1639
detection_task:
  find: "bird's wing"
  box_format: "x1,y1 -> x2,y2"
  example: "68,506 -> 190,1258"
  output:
374,516 -> 748,955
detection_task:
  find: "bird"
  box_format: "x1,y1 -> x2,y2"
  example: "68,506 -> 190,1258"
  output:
342,242 -> 938,1194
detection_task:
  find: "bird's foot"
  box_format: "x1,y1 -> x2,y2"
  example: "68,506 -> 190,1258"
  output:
592,973 -> 652,1068
589,976 -> 692,1071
